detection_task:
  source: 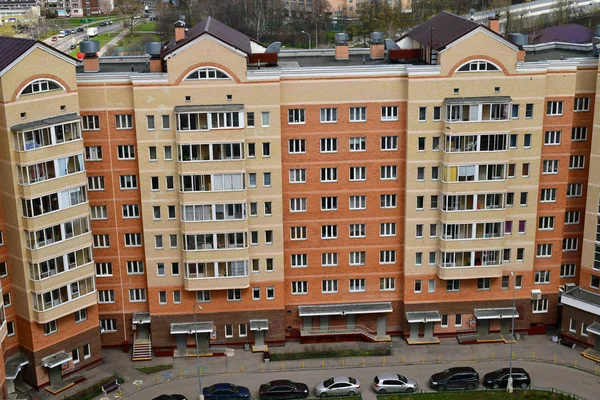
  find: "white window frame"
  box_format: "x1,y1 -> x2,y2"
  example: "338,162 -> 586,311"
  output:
381,106 -> 398,121
349,107 -> 367,122
320,108 -> 338,123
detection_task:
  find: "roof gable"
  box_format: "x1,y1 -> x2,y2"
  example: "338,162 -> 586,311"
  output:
0,36 -> 77,77
406,11 -> 480,51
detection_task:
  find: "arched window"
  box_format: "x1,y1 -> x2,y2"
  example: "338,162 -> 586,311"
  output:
457,60 -> 500,72
185,67 -> 231,80
19,79 -> 64,96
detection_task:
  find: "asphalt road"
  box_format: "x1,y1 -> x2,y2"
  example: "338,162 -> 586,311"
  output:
43,22 -> 123,53
121,360 -> 600,400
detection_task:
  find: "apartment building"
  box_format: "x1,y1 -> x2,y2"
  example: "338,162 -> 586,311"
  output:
0,10 -> 600,393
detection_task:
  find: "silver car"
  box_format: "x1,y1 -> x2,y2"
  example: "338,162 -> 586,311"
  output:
315,377 -> 361,398
373,373 -> 418,394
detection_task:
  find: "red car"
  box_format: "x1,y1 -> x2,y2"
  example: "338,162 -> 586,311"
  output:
51,36 -> 58,41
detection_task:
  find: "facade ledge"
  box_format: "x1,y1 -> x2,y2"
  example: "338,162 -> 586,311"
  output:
561,286 -> 600,316
298,302 -> 393,316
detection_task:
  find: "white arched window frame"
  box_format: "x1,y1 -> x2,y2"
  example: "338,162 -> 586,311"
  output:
184,67 -> 231,81
456,60 -> 500,72
18,79 -> 65,97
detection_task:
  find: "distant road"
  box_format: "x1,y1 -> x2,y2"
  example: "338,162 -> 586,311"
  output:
43,22 -> 123,53
468,0 -> 600,25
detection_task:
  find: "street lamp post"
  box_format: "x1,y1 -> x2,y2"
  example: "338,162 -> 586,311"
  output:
193,305 -> 204,400
507,271 -> 516,393
301,30 -> 311,50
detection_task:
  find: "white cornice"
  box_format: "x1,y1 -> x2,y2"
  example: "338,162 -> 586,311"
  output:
442,26 -> 519,53
279,64 -> 408,79
163,34 -> 247,62
406,64 -> 441,77
247,69 -> 281,81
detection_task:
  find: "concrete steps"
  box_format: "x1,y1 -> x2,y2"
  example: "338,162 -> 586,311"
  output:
132,341 -> 152,361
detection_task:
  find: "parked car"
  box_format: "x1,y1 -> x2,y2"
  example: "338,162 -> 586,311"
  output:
99,21 -> 107,27
151,395 -> 188,400
429,367 -> 479,391
315,377 -> 361,398
483,368 -> 531,390
51,36 -> 58,41
70,29 -> 76,34
77,27 -> 84,32
259,380 -> 309,400
69,44 -> 77,50
373,373 -> 418,394
108,20 -> 113,25
57,32 -> 65,38
203,383 -> 250,400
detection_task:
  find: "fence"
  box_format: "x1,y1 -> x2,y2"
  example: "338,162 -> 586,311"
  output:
377,386 -> 586,399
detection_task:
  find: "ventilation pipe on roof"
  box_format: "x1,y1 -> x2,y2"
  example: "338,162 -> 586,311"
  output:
80,40 -> 100,73
487,13 -> 499,33
146,42 -> 163,72
335,32 -> 349,60
175,20 -> 186,42
370,32 -> 385,60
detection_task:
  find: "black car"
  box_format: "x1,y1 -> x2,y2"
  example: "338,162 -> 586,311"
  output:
70,44 -> 77,50
203,383 -> 251,400
483,368 -> 531,390
259,379 -> 309,400
429,367 -> 479,391
151,395 -> 187,400
77,27 -> 84,32
99,22 -> 107,27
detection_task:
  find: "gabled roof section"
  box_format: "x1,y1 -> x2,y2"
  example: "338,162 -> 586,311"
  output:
530,24 -> 594,44
161,16 -> 263,58
0,36 -> 78,76
405,12 -> 480,51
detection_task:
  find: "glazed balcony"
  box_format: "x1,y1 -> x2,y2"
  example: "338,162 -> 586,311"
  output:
183,260 -> 250,291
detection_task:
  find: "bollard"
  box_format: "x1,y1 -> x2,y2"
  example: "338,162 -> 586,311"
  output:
511,352 -> 514,360
491,352 -> 494,360
473,353 -> 476,361
574,360 -> 578,368
156,374 -> 160,384
342,359 -> 345,367
382,357 -> 386,365
180,369 -> 183,378
401,355 -> 405,364
200,367 -> 203,375
532,352 -> 535,360
422,355 -> 425,364
596,365 -> 598,374
242,364 -> 245,373
437,355 -> 441,363
261,363 -> 264,372
322,360 -> 325,368
281,362 -> 284,371
362,358 -> 365,367
302,361 -> 305,369
553,354 -> 557,363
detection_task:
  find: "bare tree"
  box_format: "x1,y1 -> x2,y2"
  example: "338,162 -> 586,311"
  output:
115,0 -> 145,35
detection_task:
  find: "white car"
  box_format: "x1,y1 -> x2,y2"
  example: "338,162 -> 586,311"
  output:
315,377 -> 360,398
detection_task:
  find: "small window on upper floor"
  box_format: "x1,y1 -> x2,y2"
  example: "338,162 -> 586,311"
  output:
185,67 -> 231,80
457,60 -> 500,72
19,79 -> 64,96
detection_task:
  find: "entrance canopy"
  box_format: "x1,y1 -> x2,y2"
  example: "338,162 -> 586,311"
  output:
586,322 -> 600,336
41,351 -> 72,368
249,319 -> 269,331
132,312 -> 151,324
298,302 -> 393,317
170,322 -> 213,334
474,307 -> 518,320
5,354 -> 28,380
406,311 -> 441,323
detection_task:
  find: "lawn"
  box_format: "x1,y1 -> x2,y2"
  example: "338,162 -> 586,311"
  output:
66,14 -> 117,27
270,347 -> 391,361
68,31 -> 120,57
136,364 -> 173,375
135,21 -> 157,32
378,390 -> 574,400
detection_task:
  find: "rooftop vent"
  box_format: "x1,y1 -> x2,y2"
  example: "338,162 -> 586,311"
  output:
596,25 -> 600,37
145,42 -> 162,58
80,40 -> 100,57
335,32 -> 348,45
508,33 -> 528,46
371,32 -> 384,44
592,37 -> 600,57
384,38 -> 400,51
265,41 -> 281,53
470,8 -> 475,20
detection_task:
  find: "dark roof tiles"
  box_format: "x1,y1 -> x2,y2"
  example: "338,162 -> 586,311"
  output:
405,11 -> 480,51
0,36 -> 37,73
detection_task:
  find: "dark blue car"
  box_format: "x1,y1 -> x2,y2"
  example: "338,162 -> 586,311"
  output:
203,383 -> 250,400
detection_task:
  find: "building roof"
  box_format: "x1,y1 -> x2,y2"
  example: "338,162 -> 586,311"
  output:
0,36 -> 37,74
562,286 -> 600,307
161,16 -> 259,58
298,302 -> 393,316
405,11 -> 480,51
530,24 -> 594,44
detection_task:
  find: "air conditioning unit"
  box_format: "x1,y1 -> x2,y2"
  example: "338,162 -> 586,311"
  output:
531,289 -> 542,300
565,282 -> 576,289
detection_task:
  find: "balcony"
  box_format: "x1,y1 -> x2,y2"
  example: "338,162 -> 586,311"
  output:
443,97 -> 512,130
29,262 -> 94,293
437,264 -> 503,280
438,250 -> 503,279
184,260 -> 249,290
33,290 -> 96,324
440,222 -> 504,241
184,275 -> 250,291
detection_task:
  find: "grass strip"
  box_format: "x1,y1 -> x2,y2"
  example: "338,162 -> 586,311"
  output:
136,364 -> 173,375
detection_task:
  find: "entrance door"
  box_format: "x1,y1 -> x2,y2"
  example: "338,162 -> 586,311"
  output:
346,315 -> 355,329
477,319 -> 490,336
48,366 -> 62,386
255,330 -> 265,347
377,316 -> 387,336
424,322 -> 435,339
302,317 -> 312,330
137,324 -> 149,340
320,316 -> 329,331
500,319 -> 510,335
594,334 -> 600,351
409,323 -> 419,340
176,334 -> 186,351
196,332 -> 209,349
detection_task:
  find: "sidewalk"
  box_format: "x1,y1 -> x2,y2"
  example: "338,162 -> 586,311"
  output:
24,332 -> 600,399
98,30 -> 128,56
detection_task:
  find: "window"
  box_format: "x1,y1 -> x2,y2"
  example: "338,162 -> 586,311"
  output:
350,107 -> 366,122
322,280 -> 338,293
224,324 -> 233,338
381,194 -> 397,208
541,188 -> 557,202
418,137 -> 426,151
509,134 -> 517,149
429,252 -> 436,265
349,166 -> 366,181
349,224 -> 366,238
85,146 -> 102,161
507,192 -> 514,206
124,233 -> 142,247
349,195 -> 366,210
418,107 -> 426,121
380,222 -> 396,237
431,195 -> 438,209
82,115 -> 100,130
414,280 -> 422,293
321,196 -> 338,211
265,231 -> 273,245
433,107 -> 441,121
379,278 -> 396,291
170,235 -> 178,249
521,163 -> 530,177
535,270 -> 551,284
415,224 -> 423,238
44,320 -> 57,335
149,146 -> 157,161
246,112 -> 256,128
289,169 -> 306,183
251,231 -> 259,246
161,115 -> 170,130
520,192 -> 528,206
196,290 -> 211,302
158,291 -> 167,304
98,290 -> 115,303
20,79 -> 63,95
261,111 -> 270,127
591,275 -> 600,289
320,108 -> 337,123
569,155 -> 585,169
292,281 -> 308,295
429,224 -> 437,238
127,261 -> 144,274
151,176 -> 160,190
100,319 -> 117,332
565,211 -> 580,225
172,262 -> 180,275
146,115 -> 155,130
350,279 -> 366,292
381,136 -> 398,151
288,109 -> 305,124
321,168 -> 337,182
477,278 -> 491,290
349,137 -> 366,152
120,175 -> 137,189
155,234 -> 164,249
349,251 -> 366,266
574,97 -> 590,112
447,280 -> 460,292
381,166 -> 397,180
129,289 -> 146,302
428,279 -> 436,292
96,262 -> 113,276
71,348 -> 79,363
502,276 -> 510,289
563,237 -> 578,252
288,139 -> 306,154
152,206 -> 161,220
164,146 -> 173,160
88,176 -> 105,191
291,254 -> 308,268
524,133 -> 532,148
90,206 -> 108,220
320,138 -> 337,153
561,264 -> 576,277
525,103 -> 534,118
505,221 -> 513,234
515,275 -> 523,288
441,315 -> 448,328
517,249 -> 524,262
1,292 -> 10,307
185,67 -> 230,80
381,106 -> 398,121
263,172 -> 271,187
290,226 -> 307,240
248,173 -> 257,188
262,142 -> 271,157
546,101 -> 563,116
93,234 -> 110,248
544,131 -> 561,145
533,299 -> 548,313
252,287 -> 261,300
536,244 -> 552,258
321,225 -> 338,239
290,198 -> 307,212
539,216 -> 555,230
227,289 -> 241,301
168,206 -> 176,219
380,250 -> 396,264
431,167 -> 438,181
415,252 -> 422,266
115,114 -> 133,129
416,196 -> 424,210
572,127 -> 587,141
542,160 -> 559,174
248,143 -> 256,158
511,104 -> 520,119
457,60 -> 499,71
567,184 -> 583,197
